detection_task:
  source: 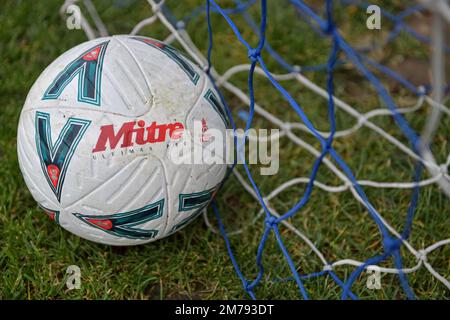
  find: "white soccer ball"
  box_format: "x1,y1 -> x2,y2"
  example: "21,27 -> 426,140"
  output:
17,35 -> 229,246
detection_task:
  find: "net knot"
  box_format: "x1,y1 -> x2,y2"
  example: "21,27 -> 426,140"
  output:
321,21 -> 335,35
176,20 -> 186,30
383,236 -> 401,253
416,249 -> 428,262
244,281 -> 253,292
323,264 -> 333,271
324,142 -> 332,152
292,65 -> 301,73
150,0 -> 164,13
417,85 -> 426,96
265,216 -> 277,228
248,48 -> 261,62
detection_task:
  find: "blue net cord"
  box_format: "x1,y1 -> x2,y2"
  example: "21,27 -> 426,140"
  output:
289,0 -> 424,299
203,0 -> 433,300
189,0 -> 448,96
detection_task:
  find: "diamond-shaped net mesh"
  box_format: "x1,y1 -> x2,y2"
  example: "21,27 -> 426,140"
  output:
61,0 -> 450,299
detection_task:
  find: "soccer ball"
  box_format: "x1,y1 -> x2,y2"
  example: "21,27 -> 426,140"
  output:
17,35 -> 229,246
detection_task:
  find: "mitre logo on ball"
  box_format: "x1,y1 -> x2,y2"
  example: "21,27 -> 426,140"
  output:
92,119 -> 185,153
17,35 -> 229,246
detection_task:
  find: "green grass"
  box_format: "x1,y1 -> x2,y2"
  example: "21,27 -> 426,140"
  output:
0,0 -> 449,299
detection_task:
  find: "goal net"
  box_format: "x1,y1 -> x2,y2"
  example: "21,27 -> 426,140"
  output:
60,0 -> 450,299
